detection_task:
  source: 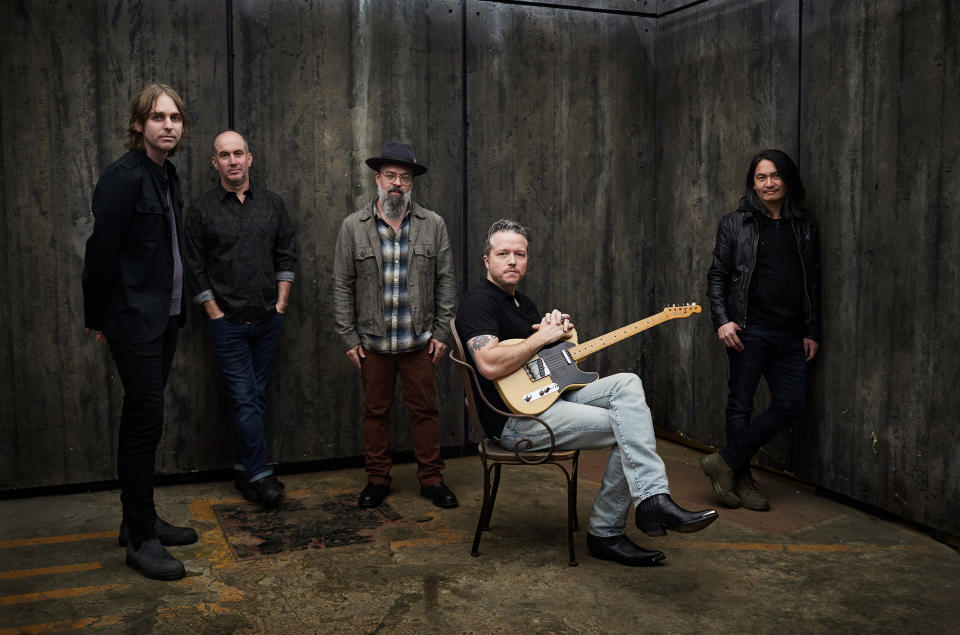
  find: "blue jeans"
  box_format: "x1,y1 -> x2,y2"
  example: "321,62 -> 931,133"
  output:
208,312 -> 284,482
499,373 -> 670,538
720,324 -> 808,471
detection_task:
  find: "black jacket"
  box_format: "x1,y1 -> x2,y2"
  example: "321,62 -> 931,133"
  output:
83,150 -> 185,342
706,207 -> 821,341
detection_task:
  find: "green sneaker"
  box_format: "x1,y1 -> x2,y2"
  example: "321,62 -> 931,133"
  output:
735,471 -> 770,511
699,452 -> 740,508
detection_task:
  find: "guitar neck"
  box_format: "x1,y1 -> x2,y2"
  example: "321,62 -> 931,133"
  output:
568,312 -> 671,361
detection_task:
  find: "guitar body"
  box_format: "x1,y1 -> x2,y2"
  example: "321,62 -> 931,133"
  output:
494,333 -> 599,415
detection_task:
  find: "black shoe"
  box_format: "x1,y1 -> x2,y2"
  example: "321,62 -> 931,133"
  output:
118,517 -> 198,547
250,476 -> 285,508
235,470 -> 259,503
358,482 -> 390,509
586,533 -> 665,567
635,493 -> 718,537
420,482 -> 459,508
125,538 -> 185,581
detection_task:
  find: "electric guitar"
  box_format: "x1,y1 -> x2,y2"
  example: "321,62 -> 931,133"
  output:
494,304 -> 701,415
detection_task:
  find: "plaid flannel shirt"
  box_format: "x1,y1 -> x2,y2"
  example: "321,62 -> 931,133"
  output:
359,207 -> 432,353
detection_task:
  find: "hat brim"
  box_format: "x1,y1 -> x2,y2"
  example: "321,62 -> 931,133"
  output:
365,157 -> 428,176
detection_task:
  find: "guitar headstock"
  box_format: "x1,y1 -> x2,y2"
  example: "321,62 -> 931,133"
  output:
663,303 -> 702,319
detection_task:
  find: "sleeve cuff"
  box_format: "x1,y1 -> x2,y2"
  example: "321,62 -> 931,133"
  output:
193,290 -> 215,304
276,271 -> 295,283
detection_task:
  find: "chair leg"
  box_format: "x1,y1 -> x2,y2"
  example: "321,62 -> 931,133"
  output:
571,454 -> 580,532
483,463 -> 502,531
472,462 -> 493,557
565,469 -> 578,567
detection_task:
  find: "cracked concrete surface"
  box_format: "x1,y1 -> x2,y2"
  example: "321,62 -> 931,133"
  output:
1,441 -> 958,633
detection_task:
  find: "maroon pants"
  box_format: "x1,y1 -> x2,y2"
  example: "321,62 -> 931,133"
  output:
360,346 -> 444,486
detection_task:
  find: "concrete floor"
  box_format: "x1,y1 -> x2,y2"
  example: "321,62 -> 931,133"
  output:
1,440 -> 958,634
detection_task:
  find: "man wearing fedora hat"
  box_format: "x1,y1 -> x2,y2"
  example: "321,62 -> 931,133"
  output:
333,141 -> 458,509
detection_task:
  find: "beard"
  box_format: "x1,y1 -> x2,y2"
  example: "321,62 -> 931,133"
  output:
378,183 -> 411,219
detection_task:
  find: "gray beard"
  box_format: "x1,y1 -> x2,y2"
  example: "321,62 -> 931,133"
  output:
378,184 -> 410,219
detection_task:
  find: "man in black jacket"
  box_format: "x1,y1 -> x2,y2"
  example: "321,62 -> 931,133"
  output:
82,84 -> 197,581
702,149 -> 821,511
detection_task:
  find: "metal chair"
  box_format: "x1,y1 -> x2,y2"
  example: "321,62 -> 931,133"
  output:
448,318 -> 580,566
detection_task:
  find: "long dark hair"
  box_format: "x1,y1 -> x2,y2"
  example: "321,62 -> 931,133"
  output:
739,149 -> 806,219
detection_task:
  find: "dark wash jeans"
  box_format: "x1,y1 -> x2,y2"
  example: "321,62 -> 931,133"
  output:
108,315 -> 180,543
720,324 -> 808,471
208,312 -> 283,482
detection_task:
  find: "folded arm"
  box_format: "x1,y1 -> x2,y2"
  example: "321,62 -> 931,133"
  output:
469,309 -> 573,380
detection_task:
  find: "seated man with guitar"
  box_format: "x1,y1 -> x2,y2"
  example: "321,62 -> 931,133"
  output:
455,219 -> 718,567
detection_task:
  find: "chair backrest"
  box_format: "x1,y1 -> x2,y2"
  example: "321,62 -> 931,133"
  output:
448,317 -> 489,440
448,317 -> 560,460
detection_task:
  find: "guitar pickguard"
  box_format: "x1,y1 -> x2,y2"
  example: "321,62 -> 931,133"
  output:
495,340 -> 599,415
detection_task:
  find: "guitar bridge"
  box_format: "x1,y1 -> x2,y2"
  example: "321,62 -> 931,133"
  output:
523,357 -> 550,381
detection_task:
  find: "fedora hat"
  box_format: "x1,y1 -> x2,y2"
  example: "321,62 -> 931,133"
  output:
365,141 -> 428,176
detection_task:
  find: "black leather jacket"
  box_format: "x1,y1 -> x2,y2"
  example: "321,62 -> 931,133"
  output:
706,207 -> 821,341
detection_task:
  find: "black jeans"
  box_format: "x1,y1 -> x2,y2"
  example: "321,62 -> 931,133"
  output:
720,324 -> 807,470
108,316 -> 180,542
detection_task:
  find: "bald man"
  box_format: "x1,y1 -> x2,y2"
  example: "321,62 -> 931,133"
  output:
183,130 -> 298,508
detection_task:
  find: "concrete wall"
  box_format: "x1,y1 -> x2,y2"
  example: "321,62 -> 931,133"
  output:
653,0 -> 960,536
1,0 -> 957,536
0,0 -> 229,487
0,1 -> 656,490
465,3 -> 657,379
654,0 -> 802,478
797,0 -> 959,537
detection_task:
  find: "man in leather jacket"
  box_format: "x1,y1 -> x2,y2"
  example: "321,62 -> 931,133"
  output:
701,149 -> 821,511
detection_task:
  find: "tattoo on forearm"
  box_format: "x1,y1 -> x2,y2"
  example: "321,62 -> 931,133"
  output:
468,335 -> 495,351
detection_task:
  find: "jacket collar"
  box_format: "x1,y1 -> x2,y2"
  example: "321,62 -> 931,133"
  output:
133,149 -> 178,179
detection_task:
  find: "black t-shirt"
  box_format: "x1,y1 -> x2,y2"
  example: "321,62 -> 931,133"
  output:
455,279 -> 540,438
747,216 -> 805,333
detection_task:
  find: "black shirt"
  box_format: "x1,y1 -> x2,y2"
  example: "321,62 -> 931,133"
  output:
456,279 -> 540,438
143,158 -> 184,317
183,185 -> 298,323
747,215 -> 805,332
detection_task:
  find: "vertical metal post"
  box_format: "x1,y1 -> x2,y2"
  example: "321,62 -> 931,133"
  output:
226,0 -> 235,129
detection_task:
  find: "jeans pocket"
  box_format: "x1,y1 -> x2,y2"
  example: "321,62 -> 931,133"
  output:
207,316 -> 227,345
